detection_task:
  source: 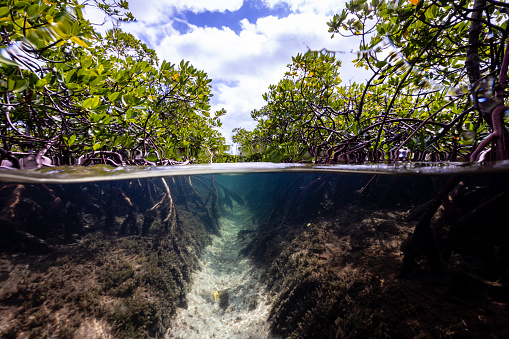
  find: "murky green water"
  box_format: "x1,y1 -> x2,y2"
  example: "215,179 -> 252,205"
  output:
1,162 -> 508,338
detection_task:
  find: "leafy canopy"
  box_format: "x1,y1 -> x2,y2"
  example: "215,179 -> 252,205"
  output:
0,0 -> 227,167
234,0 -> 509,163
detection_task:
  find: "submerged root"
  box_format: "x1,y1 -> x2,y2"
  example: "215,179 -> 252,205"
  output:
400,176 -> 462,277
0,184 -> 24,219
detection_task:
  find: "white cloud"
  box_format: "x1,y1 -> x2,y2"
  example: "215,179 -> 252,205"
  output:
84,0 -> 244,32
212,76 -> 270,132
85,1 -> 370,144
125,0 -> 243,22
144,13 -> 368,142
262,0 -> 345,15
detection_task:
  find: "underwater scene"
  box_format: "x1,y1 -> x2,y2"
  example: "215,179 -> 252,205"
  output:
0,163 -> 509,338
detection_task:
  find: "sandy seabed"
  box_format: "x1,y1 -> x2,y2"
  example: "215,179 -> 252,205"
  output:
166,206 -> 279,339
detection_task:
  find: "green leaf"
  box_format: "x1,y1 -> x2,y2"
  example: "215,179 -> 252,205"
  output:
89,113 -> 105,123
0,51 -> 19,66
67,83 -> 80,90
135,87 -> 145,96
112,136 -> 121,147
126,109 -> 137,119
93,142 -> 103,151
12,79 -> 28,92
83,96 -> 101,109
0,6 -> 11,18
26,4 -> 39,18
35,78 -> 47,89
70,36 -> 90,48
75,4 -> 84,20
63,134 -> 76,146
146,151 -> 159,162
66,70 -> 77,83
71,21 -> 81,36
108,92 -> 121,102
13,1 -> 29,10
81,57 -> 93,68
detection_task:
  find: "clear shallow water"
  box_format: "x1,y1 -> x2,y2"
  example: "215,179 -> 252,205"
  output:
1,161 -> 509,184
167,205 -> 279,339
1,163 -> 508,338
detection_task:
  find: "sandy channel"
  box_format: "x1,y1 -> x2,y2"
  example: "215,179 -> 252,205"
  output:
166,205 -> 279,339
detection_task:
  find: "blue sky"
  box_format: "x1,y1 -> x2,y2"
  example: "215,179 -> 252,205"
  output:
180,1 -> 292,34
85,0 -> 371,143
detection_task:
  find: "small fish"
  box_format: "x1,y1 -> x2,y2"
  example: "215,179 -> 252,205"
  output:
213,290 -> 219,301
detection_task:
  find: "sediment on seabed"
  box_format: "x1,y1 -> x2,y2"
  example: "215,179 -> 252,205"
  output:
2,172 -> 509,338
0,177 -> 219,338
242,173 -> 509,338
167,203 -> 279,339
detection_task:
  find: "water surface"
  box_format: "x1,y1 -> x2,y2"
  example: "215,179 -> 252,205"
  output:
1,162 -> 508,338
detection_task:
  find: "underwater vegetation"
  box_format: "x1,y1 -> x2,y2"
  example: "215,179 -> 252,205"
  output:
1,170 -> 508,338
241,172 -> 509,338
0,175 -> 238,338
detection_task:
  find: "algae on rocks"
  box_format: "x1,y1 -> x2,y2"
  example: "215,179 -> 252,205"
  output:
241,172 -> 509,338
0,176 -> 222,338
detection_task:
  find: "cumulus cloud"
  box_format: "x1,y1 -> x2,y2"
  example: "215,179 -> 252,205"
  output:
85,0 -> 370,143
262,0 -> 345,15
144,13 -> 367,142
84,0 -> 244,33
126,0 -> 243,22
